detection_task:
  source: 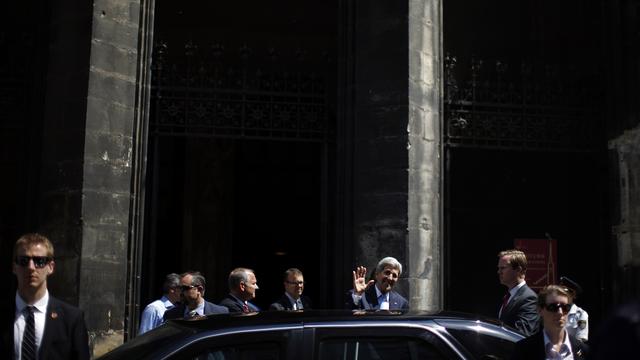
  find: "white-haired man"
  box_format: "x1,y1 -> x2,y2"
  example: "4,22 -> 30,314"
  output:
346,257 -> 409,310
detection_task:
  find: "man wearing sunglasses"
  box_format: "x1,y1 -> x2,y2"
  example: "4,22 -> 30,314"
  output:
2,233 -> 89,360
510,285 -> 589,360
163,272 -> 228,320
269,268 -> 312,311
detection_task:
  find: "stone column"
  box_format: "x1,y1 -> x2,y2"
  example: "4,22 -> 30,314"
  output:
609,125 -> 640,301
408,0 -> 443,310
350,0 -> 410,297
350,0 -> 442,310
38,0 -> 153,356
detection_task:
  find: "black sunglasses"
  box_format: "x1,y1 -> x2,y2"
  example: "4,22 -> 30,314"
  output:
14,256 -> 52,269
544,303 -> 572,314
180,285 -> 198,292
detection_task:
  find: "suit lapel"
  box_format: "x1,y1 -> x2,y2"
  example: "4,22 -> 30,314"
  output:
503,285 -> 525,314
302,296 -> 311,309
3,300 -> 16,358
39,297 -> 61,359
388,291 -> 400,309
365,286 -> 379,309
569,335 -> 586,359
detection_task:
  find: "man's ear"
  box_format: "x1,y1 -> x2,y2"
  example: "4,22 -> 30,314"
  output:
48,260 -> 55,275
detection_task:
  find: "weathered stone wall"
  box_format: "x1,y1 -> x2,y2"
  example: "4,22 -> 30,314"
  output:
408,0 -> 442,310
609,125 -> 640,301
37,0 -> 148,357
350,1 -> 443,310
351,0 -> 410,294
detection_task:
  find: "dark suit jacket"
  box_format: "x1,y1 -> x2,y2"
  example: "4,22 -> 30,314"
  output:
163,300 -> 228,320
510,330 -> 589,360
499,283 -> 541,336
345,285 -> 409,310
269,294 -> 312,311
219,294 -> 260,313
2,296 -> 89,360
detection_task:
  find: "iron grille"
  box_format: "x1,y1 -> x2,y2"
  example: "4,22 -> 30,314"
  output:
151,41 -> 333,142
444,54 -> 602,151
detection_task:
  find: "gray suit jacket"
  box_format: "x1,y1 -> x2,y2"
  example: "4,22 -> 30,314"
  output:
499,283 -> 541,336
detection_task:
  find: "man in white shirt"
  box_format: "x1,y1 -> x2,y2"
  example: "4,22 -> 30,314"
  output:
138,273 -> 181,334
559,276 -> 588,342
4,233 -> 89,360
510,285 -> 588,360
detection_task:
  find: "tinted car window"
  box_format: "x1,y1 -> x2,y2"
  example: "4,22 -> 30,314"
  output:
173,341 -> 280,360
445,328 -> 518,360
318,337 -> 446,360
166,329 -> 295,360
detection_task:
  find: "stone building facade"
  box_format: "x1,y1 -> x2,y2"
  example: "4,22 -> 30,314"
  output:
1,0 -> 639,357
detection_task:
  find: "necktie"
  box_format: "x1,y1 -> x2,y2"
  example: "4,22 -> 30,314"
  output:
187,310 -> 198,318
22,306 -> 36,360
500,292 -> 511,314
242,303 -> 249,313
296,299 -> 303,310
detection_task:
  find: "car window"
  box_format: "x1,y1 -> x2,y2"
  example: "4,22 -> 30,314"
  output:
174,341 -> 280,360
318,336 -> 447,360
166,329 -> 296,360
445,328 -> 519,360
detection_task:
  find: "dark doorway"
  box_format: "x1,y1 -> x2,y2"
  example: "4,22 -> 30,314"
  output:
0,2 -> 49,314
146,137 -> 325,310
443,0 -> 608,331
141,0 -> 338,315
445,149 -> 606,319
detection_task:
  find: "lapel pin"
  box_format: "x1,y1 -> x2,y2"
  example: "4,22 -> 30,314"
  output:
51,312 -> 58,319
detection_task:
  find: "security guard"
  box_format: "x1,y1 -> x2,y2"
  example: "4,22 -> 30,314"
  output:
560,276 -> 589,342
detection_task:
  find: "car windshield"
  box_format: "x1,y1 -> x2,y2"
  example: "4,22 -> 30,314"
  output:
97,322 -> 190,360
434,319 -> 522,359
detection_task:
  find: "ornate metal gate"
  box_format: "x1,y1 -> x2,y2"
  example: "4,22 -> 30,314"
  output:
150,41 -> 333,143
444,54 -> 602,152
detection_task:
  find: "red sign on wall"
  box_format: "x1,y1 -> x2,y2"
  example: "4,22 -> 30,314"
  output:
514,238 -> 557,291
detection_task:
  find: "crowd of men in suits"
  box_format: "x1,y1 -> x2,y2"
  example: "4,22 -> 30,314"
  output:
139,256 -> 407,333
4,231 -> 601,360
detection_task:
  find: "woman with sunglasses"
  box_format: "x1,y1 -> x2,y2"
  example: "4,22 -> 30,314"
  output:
510,284 -> 589,360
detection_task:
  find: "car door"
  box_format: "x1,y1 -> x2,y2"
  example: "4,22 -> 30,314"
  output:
163,326 -> 303,360
304,323 -> 465,360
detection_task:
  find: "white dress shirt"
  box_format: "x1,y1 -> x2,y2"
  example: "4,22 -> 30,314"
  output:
543,330 -> 574,360
14,290 -> 49,360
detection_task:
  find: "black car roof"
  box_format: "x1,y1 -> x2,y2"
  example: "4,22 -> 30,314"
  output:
98,310 -> 514,359
156,309 -> 506,333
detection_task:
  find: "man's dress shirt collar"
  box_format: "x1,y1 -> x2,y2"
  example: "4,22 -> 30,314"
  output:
543,330 -> 574,360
